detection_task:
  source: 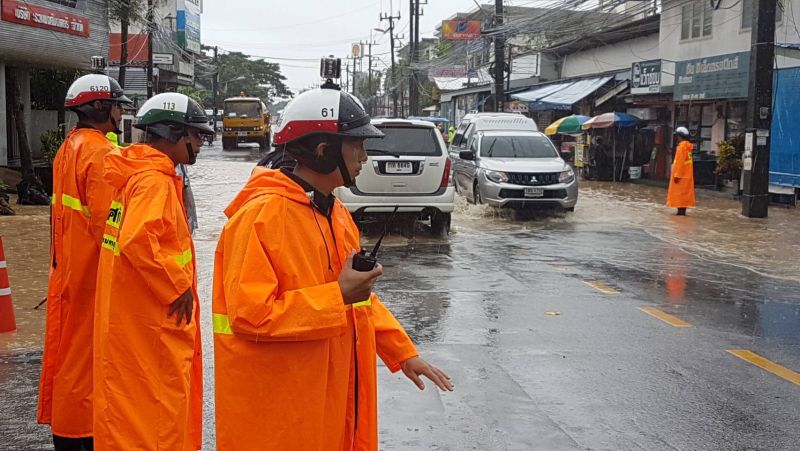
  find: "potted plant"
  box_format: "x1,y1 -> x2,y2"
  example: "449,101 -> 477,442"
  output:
714,138 -> 743,189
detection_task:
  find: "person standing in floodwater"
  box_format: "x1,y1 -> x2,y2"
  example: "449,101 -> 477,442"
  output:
666,126 -> 696,215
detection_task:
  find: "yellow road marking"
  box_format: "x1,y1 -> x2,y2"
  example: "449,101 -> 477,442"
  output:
638,307 -> 692,328
727,350 -> 800,386
583,280 -> 619,294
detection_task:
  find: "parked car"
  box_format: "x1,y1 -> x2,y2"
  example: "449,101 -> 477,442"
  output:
449,112 -> 537,151
335,118 -> 455,235
451,130 -> 578,211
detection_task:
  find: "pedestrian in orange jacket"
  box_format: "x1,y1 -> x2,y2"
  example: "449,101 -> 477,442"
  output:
213,87 -> 453,450
94,93 -> 213,450
38,74 -> 132,451
666,127 -> 696,215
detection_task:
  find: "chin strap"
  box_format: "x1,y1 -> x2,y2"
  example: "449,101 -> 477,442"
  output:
185,140 -> 197,165
110,114 -> 121,135
336,149 -> 354,187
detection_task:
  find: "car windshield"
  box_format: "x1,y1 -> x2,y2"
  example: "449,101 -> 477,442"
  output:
225,102 -> 260,118
480,135 -> 558,158
365,126 -> 442,156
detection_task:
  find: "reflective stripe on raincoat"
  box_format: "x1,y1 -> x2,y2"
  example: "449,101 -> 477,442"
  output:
38,127 -> 116,437
213,168 -> 419,450
94,144 -> 202,450
667,140 -> 696,208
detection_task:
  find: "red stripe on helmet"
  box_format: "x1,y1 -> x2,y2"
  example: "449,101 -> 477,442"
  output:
273,119 -> 339,145
65,90 -> 112,108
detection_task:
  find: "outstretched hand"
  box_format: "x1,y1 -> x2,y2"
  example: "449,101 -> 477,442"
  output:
401,357 -> 454,392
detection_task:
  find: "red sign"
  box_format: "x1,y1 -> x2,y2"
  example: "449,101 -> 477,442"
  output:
108,33 -> 150,66
441,20 -> 481,40
1,0 -> 90,37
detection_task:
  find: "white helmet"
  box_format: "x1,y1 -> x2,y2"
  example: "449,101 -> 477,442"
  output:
65,73 -> 131,109
273,87 -> 383,146
675,127 -> 690,138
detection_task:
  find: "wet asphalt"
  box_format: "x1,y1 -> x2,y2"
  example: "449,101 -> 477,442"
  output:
1,141 -> 799,450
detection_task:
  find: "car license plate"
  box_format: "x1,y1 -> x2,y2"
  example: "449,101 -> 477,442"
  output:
524,187 -> 544,198
238,131 -> 248,137
386,161 -> 413,174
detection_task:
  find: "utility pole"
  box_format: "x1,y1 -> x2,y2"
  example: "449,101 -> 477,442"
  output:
146,0 -> 154,97
361,40 -> 377,115
493,0 -> 506,112
212,46 -> 219,133
741,0 -> 777,218
381,9 -> 401,117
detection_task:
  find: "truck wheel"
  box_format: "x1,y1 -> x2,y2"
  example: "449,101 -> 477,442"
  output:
222,137 -> 236,150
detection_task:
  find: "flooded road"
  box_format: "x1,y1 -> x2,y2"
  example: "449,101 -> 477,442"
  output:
1,140 -> 799,449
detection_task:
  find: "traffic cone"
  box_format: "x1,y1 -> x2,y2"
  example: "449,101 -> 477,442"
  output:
0,237 -> 17,333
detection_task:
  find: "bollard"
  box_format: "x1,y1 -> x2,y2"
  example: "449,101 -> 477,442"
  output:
0,237 -> 17,333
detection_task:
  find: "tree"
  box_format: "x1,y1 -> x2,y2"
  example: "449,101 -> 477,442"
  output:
178,86 -> 211,106
8,69 -> 49,205
108,0 -> 147,90
196,51 -> 293,108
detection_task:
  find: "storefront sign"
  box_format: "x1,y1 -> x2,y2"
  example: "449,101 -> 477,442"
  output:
177,0 -> 201,53
153,53 -> 174,65
441,20 -> 481,40
505,100 -> 529,113
631,60 -> 661,94
674,52 -> 750,101
429,67 -> 467,78
1,0 -> 90,37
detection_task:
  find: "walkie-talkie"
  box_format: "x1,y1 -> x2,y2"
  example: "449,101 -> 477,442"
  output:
352,206 -> 399,272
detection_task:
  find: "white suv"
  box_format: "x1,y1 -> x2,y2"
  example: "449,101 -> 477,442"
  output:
335,118 -> 455,235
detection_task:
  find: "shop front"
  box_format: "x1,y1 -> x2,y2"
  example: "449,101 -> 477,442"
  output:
672,51 -> 751,186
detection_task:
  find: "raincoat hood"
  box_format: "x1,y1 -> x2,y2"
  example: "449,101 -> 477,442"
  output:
104,144 -> 177,190
224,167 -> 311,218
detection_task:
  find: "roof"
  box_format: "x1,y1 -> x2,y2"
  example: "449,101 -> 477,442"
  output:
371,118 -> 437,128
511,76 -> 613,111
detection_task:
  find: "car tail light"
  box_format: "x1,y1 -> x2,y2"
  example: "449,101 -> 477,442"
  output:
440,158 -> 452,188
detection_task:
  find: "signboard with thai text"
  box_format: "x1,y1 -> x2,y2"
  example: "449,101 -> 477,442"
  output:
1,0 -> 90,37
177,0 -> 201,53
673,52 -> 750,101
441,20 -> 481,40
631,60 -> 661,94
429,67 -> 467,78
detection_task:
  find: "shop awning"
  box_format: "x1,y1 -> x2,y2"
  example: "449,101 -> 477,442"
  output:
511,76 -> 613,111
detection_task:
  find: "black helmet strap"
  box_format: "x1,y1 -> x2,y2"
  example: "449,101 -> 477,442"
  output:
336,146 -> 354,188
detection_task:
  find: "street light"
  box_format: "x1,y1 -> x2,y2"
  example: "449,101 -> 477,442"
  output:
373,28 -> 388,34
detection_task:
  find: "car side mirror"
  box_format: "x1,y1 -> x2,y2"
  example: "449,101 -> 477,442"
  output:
459,150 -> 475,161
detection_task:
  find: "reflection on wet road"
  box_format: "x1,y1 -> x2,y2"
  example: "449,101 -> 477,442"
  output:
1,141 -> 799,450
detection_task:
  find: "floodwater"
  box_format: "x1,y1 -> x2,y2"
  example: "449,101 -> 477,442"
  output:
1,141 -> 799,450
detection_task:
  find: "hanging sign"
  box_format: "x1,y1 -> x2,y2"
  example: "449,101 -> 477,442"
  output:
442,20 -> 481,40
1,0 -> 90,37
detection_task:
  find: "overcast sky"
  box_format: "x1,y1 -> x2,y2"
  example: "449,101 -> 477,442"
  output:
201,0 -> 493,95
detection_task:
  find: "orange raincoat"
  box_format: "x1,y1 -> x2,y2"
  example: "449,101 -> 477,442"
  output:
666,140 -> 696,208
38,127 -> 116,437
94,144 -> 202,450
213,168 -> 419,450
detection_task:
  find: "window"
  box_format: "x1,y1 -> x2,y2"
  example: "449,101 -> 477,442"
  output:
741,0 -> 783,29
224,102 -> 260,118
479,135 -> 558,158
365,127 -> 442,156
681,1 -> 713,40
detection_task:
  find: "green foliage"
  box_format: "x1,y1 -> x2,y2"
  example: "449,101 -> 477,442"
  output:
178,86 -> 211,106
108,0 -> 147,26
41,125 -> 66,165
435,40 -> 454,58
715,139 -> 743,178
197,51 -> 293,109
30,69 -> 83,110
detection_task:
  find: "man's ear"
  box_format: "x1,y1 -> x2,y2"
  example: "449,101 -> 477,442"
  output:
314,142 -> 328,158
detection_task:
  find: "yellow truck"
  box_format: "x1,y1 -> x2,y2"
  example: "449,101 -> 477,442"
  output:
222,97 -> 271,150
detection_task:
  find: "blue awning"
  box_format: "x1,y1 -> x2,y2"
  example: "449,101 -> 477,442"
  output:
511,76 -> 613,111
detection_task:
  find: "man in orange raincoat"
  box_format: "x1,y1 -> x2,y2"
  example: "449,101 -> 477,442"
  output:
38,74 -> 132,451
94,93 -> 212,450
213,87 -> 453,450
666,126 -> 696,215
